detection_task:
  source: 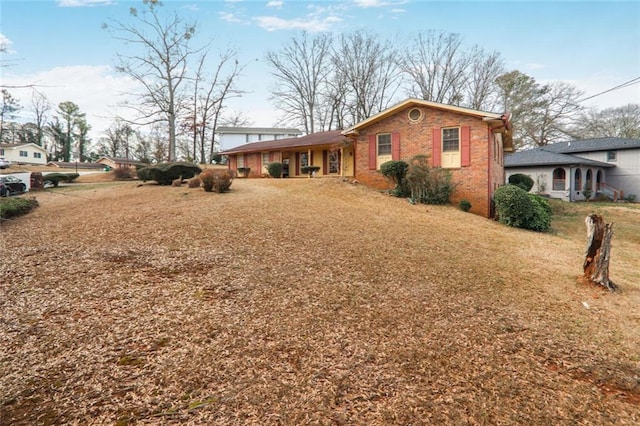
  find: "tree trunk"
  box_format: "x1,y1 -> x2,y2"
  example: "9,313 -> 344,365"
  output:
583,214 -> 616,291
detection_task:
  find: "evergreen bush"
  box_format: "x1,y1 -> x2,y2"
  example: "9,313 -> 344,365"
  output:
267,162 -> 283,178
380,160 -> 410,197
137,162 -> 202,185
301,165 -> 320,176
43,172 -> 80,187
459,199 -> 472,212
508,173 -> 534,192
493,185 -> 551,232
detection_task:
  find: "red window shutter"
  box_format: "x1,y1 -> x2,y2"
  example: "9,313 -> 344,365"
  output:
392,132 -> 400,160
461,126 -> 471,167
432,128 -> 441,167
295,152 -> 300,175
323,150 -> 328,175
369,134 -> 377,170
257,154 -> 261,172
269,152 -> 275,162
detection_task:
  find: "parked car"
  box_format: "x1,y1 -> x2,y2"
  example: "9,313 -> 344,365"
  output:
0,158 -> 10,169
0,175 -> 27,196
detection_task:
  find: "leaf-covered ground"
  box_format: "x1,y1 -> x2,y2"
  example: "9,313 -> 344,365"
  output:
1,178 -> 639,425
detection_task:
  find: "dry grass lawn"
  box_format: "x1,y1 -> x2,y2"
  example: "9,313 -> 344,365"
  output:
1,177 -> 639,425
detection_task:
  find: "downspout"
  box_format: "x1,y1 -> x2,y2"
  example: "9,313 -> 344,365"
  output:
487,125 -> 493,218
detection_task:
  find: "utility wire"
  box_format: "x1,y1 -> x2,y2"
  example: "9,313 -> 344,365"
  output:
578,76 -> 640,103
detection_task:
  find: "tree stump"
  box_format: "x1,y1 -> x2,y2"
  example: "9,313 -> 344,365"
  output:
583,214 -> 617,291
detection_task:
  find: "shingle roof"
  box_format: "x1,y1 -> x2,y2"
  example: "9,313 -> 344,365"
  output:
216,126 -> 302,135
543,137 -> 640,153
504,148 -> 614,168
220,130 -> 346,155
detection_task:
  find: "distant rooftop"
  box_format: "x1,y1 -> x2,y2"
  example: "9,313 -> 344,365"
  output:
217,126 -> 302,135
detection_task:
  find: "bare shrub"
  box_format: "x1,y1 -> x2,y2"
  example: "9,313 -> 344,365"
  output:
171,177 -> 183,187
113,167 -> 134,180
187,176 -> 201,188
200,169 -> 233,193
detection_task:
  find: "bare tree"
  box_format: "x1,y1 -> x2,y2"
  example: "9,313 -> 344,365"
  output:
332,30 -> 403,124
31,91 -> 50,147
570,104 -> 640,139
266,31 -> 333,134
402,31 -> 471,105
104,0 -> 198,161
524,81 -> 584,147
220,110 -> 253,128
465,47 -> 504,111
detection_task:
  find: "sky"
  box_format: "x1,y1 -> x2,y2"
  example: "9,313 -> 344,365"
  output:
1,0 -> 639,144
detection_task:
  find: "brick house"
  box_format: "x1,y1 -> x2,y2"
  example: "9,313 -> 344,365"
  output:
222,98 -> 512,217
343,99 -> 513,217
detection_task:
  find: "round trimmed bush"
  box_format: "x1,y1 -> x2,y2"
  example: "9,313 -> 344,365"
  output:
494,185 -> 551,232
267,162 -> 283,178
508,173 -> 534,192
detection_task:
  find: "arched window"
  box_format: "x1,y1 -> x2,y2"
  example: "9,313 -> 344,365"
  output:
552,168 -> 566,190
586,169 -> 593,191
574,168 -> 582,191
596,170 -> 603,191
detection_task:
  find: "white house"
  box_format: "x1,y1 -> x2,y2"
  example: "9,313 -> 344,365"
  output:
217,127 -> 302,151
0,143 -> 48,166
505,138 -> 640,201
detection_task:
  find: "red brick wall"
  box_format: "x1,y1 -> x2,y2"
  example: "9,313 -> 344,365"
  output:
353,105 -> 504,217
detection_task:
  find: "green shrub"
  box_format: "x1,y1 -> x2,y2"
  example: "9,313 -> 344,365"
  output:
459,199 -> 472,212
508,173 -> 534,192
493,185 -> 551,232
267,162 -> 283,178
405,155 -> 455,205
137,162 -> 202,185
43,172 -> 80,187
526,194 -> 552,232
0,197 -> 39,221
200,169 -> 233,193
301,165 -> 321,176
380,160 -> 410,197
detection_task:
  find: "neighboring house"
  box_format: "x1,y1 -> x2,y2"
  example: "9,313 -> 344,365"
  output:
0,143 -> 47,165
96,156 -> 145,169
217,126 -> 303,151
222,98 -> 513,217
505,138 -> 640,201
222,130 -> 353,179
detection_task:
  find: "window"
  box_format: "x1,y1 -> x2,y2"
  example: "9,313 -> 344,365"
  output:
607,151 -> 617,161
408,108 -> 423,122
19,150 -> 28,157
0,149 -> 4,155
262,152 -> 269,166
441,127 -> 460,168
585,169 -> 593,192
574,168 -> 582,191
328,151 -> 339,174
376,133 -> 392,169
34,152 -> 42,159
237,154 -> 245,168
552,168 -> 566,190
300,152 -> 309,167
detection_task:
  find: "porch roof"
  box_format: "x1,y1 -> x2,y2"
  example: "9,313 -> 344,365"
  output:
505,148 -> 615,168
220,130 -> 346,155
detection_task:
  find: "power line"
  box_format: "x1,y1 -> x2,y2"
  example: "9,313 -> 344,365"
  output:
578,76 -> 640,103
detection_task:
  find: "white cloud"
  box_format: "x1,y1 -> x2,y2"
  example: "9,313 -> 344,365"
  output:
255,15 -> 342,32
57,0 -> 115,7
267,0 -> 283,7
354,0 -> 407,8
0,33 -> 15,54
3,65 -> 138,142
219,12 -> 246,24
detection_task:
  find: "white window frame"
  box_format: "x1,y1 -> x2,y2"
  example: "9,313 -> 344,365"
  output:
441,127 -> 460,168
376,133 -> 392,169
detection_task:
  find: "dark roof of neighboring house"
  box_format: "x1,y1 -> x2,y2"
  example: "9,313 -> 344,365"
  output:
217,126 -> 302,135
220,130 -> 347,155
47,161 -> 106,169
542,137 -> 640,154
97,156 -> 144,164
505,148 -> 615,168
